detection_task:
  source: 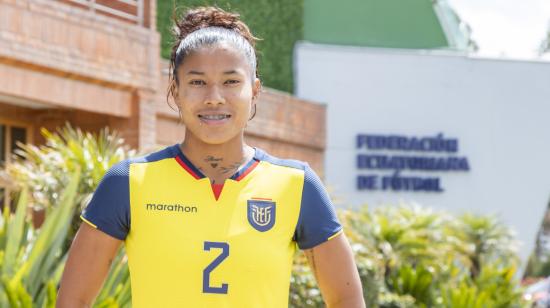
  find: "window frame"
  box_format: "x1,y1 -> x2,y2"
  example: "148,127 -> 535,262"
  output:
0,117 -> 33,210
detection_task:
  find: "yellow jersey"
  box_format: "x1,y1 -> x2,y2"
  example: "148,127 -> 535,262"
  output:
81,144 -> 342,307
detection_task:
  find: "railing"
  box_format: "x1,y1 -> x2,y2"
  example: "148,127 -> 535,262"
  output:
61,0 -> 145,26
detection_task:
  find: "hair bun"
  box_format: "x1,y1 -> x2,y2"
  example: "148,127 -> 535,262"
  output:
174,6 -> 256,47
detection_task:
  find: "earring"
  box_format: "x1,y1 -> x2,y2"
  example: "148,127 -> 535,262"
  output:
249,104 -> 257,121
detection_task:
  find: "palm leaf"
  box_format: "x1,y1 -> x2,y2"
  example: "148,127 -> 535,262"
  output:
3,187 -> 28,276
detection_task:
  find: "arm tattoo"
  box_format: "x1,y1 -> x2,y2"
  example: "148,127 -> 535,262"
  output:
306,250 -> 320,281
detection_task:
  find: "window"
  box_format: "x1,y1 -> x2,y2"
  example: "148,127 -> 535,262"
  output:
10,126 -> 27,159
0,122 -> 31,210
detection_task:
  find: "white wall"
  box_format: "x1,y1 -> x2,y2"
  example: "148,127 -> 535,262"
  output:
295,42 -> 550,263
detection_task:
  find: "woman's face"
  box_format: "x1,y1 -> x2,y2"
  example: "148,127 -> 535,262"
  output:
176,43 -> 260,145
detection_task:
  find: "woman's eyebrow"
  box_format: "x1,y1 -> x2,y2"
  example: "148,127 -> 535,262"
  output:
223,70 -> 241,75
186,70 -> 242,75
187,70 -> 204,75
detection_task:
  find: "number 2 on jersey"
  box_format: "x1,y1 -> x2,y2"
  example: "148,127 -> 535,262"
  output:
203,241 -> 229,294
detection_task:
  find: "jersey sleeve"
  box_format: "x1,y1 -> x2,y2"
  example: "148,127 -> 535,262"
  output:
80,160 -> 131,240
294,165 -> 343,249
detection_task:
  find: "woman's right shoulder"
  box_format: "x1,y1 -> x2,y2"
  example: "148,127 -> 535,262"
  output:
102,144 -> 180,180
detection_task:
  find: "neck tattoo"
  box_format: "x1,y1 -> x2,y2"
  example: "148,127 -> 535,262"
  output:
204,156 -> 223,168
201,148 -> 252,178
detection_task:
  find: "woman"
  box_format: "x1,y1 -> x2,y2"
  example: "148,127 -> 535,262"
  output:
57,6 -> 364,308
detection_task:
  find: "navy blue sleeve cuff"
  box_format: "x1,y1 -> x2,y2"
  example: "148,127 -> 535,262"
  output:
80,214 -> 126,241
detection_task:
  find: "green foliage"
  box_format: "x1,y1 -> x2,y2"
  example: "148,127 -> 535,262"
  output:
0,172 -> 133,308
7,124 -> 135,253
524,252 -> 550,278
4,125 -> 135,307
93,249 -> 132,308
0,171 -> 79,306
456,213 -> 519,279
157,0 -> 303,93
290,205 -> 527,307
387,264 -> 433,306
7,124 -> 134,210
441,264 -> 523,308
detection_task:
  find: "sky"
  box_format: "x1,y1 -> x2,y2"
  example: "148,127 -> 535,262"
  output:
446,0 -> 550,59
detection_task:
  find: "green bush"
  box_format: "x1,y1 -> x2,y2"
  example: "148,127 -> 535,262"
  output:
157,0 -> 303,93
4,125 -> 135,307
7,125 -> 134,210
0,172 -> 79,306
290,205 -> 528,307
7,125 -> 135,253
93,248 -> 131,308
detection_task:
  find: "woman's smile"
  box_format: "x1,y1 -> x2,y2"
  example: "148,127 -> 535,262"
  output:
197,112 -> 232,125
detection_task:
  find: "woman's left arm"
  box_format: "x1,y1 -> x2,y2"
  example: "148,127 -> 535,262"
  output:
304,232 -> 365,308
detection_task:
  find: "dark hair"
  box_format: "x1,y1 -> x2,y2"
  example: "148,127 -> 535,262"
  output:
168,6 -> 259,105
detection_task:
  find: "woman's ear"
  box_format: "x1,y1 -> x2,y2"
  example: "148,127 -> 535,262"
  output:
248,79 -> 261,121
252,78 -> 262,101
171,80 -> 179,100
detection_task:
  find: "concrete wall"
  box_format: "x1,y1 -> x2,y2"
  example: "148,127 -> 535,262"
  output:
295,42 -> 550,262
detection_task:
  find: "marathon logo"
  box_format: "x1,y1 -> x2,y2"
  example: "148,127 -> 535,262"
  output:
146,203 -> 198,213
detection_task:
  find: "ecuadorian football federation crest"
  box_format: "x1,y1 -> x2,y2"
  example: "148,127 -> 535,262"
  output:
247,200 -> 276,232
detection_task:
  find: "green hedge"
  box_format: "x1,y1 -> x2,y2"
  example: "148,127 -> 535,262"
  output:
157,0 -> 303,93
